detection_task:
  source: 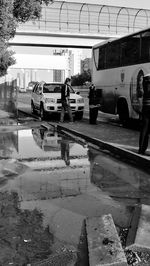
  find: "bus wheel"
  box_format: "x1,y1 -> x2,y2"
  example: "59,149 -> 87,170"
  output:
117,100 -> 129,126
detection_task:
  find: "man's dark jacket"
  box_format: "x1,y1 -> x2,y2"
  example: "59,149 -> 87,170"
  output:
61,84 -> 70,102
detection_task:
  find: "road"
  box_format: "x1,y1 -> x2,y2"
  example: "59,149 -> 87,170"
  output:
17,90 -> 119,123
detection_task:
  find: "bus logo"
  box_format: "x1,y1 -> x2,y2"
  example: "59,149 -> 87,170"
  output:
121,70 -> 125,82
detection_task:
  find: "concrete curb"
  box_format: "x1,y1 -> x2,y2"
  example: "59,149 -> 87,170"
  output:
86,214 -> 128,266
126,204 -> 150,253
125,206 -> 141,248
56,124 -> 150,173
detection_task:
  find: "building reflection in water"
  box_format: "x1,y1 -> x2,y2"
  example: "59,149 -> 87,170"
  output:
0,126 -> 91,200
0,131 -> 18,157
88,146 -> 150,202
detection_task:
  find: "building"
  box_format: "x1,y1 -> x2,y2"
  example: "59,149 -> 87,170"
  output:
8,46 -> 91,90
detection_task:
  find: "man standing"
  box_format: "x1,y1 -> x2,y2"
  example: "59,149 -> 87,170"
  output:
88,83 -> 99,124
60,77 -> 73,123
138,74 -> 150,155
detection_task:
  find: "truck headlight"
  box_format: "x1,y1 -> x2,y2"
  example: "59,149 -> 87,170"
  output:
45,98 -> 55,103
77,98 -> 84,103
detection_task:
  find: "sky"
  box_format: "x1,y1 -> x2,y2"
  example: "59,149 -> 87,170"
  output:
63,0 -> 150,10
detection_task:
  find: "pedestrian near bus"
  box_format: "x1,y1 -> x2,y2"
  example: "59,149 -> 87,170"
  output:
88,83 -> 99,124
138,74 -> 150,155
60,77 -> 73,123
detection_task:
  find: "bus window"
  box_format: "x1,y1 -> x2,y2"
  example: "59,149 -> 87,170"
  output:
98,46 -> 106,70
141,30 -> 150,63
93,48 -> 99,70
121,34 -> 140,66
107,42 -> 120,68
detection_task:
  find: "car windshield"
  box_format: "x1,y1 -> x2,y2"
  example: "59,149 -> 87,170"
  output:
43,84 -> 75,93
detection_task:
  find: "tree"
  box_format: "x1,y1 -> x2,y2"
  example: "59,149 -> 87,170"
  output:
0,0 -> 54,77
0,47 -> 16,77
13,0 -> 54,23
71,69 -> 91,86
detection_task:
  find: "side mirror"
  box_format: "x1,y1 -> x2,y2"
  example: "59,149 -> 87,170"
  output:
76,91 -> 80,95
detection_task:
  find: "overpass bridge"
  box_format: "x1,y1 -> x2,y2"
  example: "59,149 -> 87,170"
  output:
9,0 -> 150,48
8,1 -> 150,93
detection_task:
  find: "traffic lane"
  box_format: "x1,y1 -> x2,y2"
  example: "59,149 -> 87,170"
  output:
18,91 -> 142,134
17,91 -> 120,124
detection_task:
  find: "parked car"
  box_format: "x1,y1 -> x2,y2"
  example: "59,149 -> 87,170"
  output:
32,126 -> 62,151
31,81 -> 84,120
18,87 -> 27,93
27,81 -> 37,91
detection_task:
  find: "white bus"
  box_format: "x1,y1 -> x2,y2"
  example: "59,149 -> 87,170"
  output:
92,27 -> 150,124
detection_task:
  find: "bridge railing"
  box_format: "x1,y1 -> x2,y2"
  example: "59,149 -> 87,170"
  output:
18,1 -> 150,37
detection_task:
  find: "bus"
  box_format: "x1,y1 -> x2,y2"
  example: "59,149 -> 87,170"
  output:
92,27 -> 150,124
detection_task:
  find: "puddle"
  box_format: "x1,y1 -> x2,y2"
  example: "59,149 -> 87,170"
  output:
1,125 -> 150,264
0,126 -> 87,160
88,146 -> 150,201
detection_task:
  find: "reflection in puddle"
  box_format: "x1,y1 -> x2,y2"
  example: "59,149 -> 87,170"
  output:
0,126 -> 90,265
88,146 -> 150,202
0,131 -> 18,157
1,126 -> 150,264
0,126 -> 88,161
0,126 -> 90,198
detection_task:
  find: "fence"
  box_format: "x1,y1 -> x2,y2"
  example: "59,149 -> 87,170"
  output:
19,1 -> 150,36
0,75 -> 17,118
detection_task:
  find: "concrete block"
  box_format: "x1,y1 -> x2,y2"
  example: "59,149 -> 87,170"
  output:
86,214 -> 127,266
127,204 -> 150,252
126,205 -> 141,247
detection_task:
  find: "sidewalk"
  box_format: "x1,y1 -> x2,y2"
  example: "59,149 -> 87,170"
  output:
56,116 -> 150,158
